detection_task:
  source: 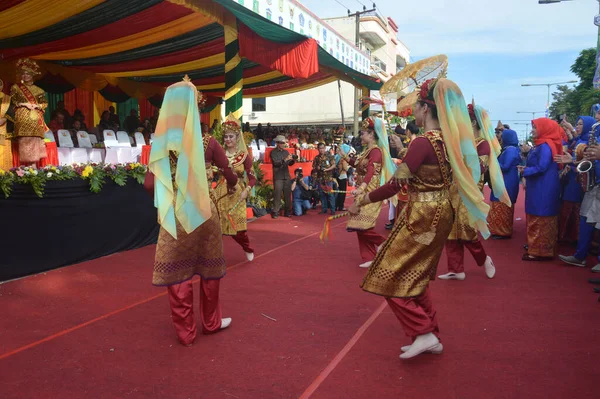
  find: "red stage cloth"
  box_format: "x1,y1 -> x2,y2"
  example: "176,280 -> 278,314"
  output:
139,98 -> 158,122
11,141 -> 58,168
64,89 -> 94,127
140,145 -> 151,165
263,147 -> 294,164
259,162 -> 312,185
238,23 -> 319,79
300,149 -> 318,161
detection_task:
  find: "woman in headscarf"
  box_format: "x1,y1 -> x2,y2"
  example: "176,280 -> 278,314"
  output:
10,59 -> 48,166
557,114 -> 600,269
519,118 -> 562,261
338,116 -> 396,268
335,143 -> 353,211
215,113 -> 257,261
148,79 -> 238,346
349,78 -> 490,359
556,116 -> 594,244
438,102 -> 509,280
487,129 -> 521,239
0,78 -> 14,171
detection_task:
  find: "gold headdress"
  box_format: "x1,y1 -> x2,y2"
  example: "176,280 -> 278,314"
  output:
222,113 -> 247,154
361,117 -> 375,130
16,58 -> 41,76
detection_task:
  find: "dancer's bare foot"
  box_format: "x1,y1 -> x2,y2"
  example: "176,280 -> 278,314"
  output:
484,256 -> 496,278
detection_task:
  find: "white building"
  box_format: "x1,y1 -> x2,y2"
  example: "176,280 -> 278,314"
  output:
241,12 -> 410,128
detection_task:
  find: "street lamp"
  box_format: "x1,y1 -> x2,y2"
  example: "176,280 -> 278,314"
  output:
516,111 -> 546,121
538,0 -> 573,4
539,0 -> 600,89
514,122 -> 532,142
521,81 -> 578,116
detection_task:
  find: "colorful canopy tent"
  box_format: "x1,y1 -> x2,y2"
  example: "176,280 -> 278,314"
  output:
0,0 -> 380,124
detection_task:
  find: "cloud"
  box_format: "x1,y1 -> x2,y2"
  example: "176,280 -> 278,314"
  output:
300,0 -> 599,56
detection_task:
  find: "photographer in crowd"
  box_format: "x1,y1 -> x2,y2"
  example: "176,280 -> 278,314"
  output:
291,168 -> 316,216
270,135 -> 297,218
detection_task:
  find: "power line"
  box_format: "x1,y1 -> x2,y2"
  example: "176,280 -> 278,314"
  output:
333,0 -> 350,11
355,0 -> 367,7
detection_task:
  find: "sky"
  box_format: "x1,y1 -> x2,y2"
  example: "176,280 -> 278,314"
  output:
299,0 -> 600,141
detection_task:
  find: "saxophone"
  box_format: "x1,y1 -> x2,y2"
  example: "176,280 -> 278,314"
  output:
577,121 -> 600,192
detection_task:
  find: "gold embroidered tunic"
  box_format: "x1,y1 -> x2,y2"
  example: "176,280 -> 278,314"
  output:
361,132 -> 454,298
447,137 -> 489,241
347,146 -> 383,231
0,93 -> 13,171
10,83 -> 47,139
214,150 -> 256,235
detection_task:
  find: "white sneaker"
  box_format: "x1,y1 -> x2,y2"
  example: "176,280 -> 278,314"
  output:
399,333 -> 440,359
401,343 -> 443,355
220,318 -> 232,330
438,272 -> 466,280
484,256 -> 496,279
558,255 -> 586,268
245,251 -> 254,261
359,261 -> 373,268
591,263 -> 600,273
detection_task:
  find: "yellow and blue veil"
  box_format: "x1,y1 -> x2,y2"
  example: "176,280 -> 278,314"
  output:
148,80 -> 211,239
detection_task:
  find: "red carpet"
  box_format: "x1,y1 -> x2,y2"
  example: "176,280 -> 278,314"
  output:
0,190 -> 598,398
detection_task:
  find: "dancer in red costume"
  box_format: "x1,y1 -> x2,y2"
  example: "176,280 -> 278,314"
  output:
147,78 -> 238,346
339,116 -> 396,268
439,102 -> 509,281
351,78 -> 489,359
215,113 -> 257,261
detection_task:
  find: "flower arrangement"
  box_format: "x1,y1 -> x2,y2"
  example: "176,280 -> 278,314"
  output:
0,163 -> 148,199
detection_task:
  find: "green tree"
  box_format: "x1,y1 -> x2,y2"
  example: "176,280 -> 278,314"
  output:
549,48 -> 600,121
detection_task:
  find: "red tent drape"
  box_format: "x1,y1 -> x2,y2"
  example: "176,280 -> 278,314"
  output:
139,98 -> 158,121
238,24 -> 319,79
63,89 -> 94,127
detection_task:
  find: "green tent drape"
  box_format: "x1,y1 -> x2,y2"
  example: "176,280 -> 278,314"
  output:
44,92 -> 64,125
116,97 -> 139,127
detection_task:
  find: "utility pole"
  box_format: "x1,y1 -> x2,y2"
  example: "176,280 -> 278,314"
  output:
348,4 -> 376,136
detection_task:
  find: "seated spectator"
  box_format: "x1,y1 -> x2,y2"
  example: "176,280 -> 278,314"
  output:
73,109 -> 88,131
48,112 -> 65,142
124,109 -> 141,134
51,100 -> 72,128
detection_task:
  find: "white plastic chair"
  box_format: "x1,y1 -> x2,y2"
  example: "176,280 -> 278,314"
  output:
76,131 -> 92,148
57,130 -> 74,148
116,131 -> 132,147
44,131 -> 55,142
103,130 -> 119,148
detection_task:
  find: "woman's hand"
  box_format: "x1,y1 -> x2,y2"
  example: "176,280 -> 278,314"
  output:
348,201 -> 360,215
584,144 -> 600,161
240,187 -> 250,200
517,165 -> 525,173
227,185 -> 237,195
389,134 -> 404,150
0,117 -> 6,126
352,186 -> 364,197
554,153 -> 573,164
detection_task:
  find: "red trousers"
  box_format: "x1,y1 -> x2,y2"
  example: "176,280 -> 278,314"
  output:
167,278 -> 222,346
386,287 -> 440,341
231,230 -> 254,253
445,240 -> 487,273
357,229 -> 387,262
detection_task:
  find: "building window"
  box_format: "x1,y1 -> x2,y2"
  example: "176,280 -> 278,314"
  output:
252,98 -> 266,112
